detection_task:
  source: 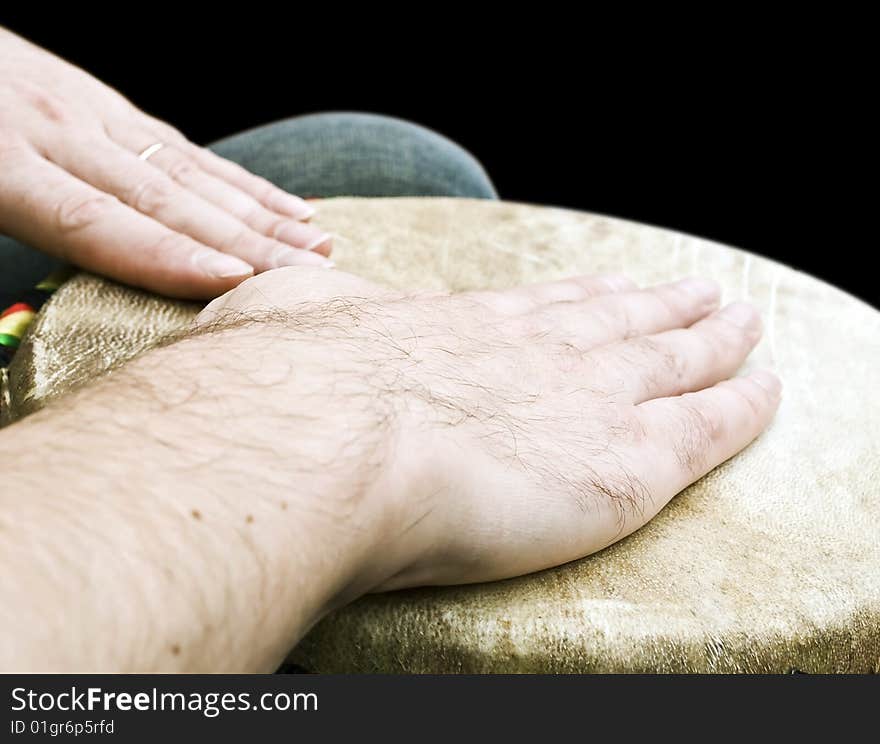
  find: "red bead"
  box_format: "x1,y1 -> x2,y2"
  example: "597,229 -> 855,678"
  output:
1,302 -> 34,319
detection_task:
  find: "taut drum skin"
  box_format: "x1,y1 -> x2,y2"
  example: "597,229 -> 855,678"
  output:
5,198 -> 878,673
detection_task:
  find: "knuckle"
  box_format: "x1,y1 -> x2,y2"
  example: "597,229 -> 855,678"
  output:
127,177 -> 175,214
250,205 -> 281,230
591,304 -> 619,336
691,328 -> 724,367
594,274 -> 635,293
714,314 -> 743,338
222,226 -> 260,254
141,116 -> 187,144
572,463 -> 651,529
696,404 -> 726,442
653,289 -> 683,319
0,128 -> 26,159
671,401 -> 725,476
635,337 -> 681,379
512,313 -> 553,341
253,175 -> 277,202
166,155 -> 198,184
54,192 -> 118,234
143,231 -> 194,262
25,88 -> 73,125
158,123 -> 186,143
552,340 -> 588,373
728,380 -> 765,418
549,279 -> 587,302
614,407 -> 649,446
597,299 -> 638,339
617,302 -> 640,339
711,315 -> 754,350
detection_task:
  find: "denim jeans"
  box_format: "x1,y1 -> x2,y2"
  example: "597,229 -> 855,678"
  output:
0,112 -> 497,298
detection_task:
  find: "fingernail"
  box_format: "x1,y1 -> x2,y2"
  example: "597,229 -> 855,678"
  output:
718,301 -> 760,329
304,233 -> 334,253
273,193 -> 315,220
273,222 -> 332,252
676,277 -> 720,303
274,247 -> 335,269
195,251 -> 253,278
750,369 -> 782,396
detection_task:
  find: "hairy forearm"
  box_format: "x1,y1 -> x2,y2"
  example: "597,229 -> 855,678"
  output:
0,321 -> 406,672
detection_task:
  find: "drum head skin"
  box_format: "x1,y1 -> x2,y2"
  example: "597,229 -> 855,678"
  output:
6,198 -> 879,673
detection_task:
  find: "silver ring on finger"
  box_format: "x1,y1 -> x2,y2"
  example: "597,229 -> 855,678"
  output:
138,142 -> 165,162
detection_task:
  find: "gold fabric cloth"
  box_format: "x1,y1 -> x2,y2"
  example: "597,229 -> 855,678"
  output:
3,198 -> 878,673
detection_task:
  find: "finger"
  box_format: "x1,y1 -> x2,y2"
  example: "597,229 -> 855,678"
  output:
0,146 -> 256,298
119,135 -> 332,255
514,273 -> 638,306
108,117 -> 317,221
592,302 -> 762,403
520,277 -> 721,348
151,161 -> 332,256
50,136 -> 333,272
412,370 -> 780,583
184,140 -> 315,220
634,369 -> 782,498
471,274 -> 637,315
102,121 -> 326,248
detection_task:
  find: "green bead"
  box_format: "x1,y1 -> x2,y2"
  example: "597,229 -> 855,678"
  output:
0,333 -> 20,349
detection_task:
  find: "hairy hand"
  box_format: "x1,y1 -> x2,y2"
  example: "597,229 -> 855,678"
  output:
0,28 -> 333,299
0,266 -> 780,671
203,267 -> 781,591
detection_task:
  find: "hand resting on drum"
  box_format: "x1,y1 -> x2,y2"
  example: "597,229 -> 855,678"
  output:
0,27 -> 334,299
0,267 -> 781,671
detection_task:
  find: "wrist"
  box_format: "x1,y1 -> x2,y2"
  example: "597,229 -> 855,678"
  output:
151,321 -> 437,641
1,322 -> 414,670
207,317 -> 456,603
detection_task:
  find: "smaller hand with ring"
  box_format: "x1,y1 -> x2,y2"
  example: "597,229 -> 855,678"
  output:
0,27 -> 334,299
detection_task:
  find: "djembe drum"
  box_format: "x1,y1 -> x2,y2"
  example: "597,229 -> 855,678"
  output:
3,198 -> 878,673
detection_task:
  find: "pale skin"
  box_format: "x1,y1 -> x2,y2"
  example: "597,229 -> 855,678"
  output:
0,27 -> 334,299
0,268 -> 781,672
0,29 -> 782,671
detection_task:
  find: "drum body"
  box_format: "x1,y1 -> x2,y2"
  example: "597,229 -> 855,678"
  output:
4,198 -> 879,673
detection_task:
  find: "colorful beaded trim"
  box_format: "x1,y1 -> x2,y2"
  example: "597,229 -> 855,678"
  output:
0,269 -> 72,368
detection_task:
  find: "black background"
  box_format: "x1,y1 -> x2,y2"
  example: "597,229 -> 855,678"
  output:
2,11 -> 871,305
